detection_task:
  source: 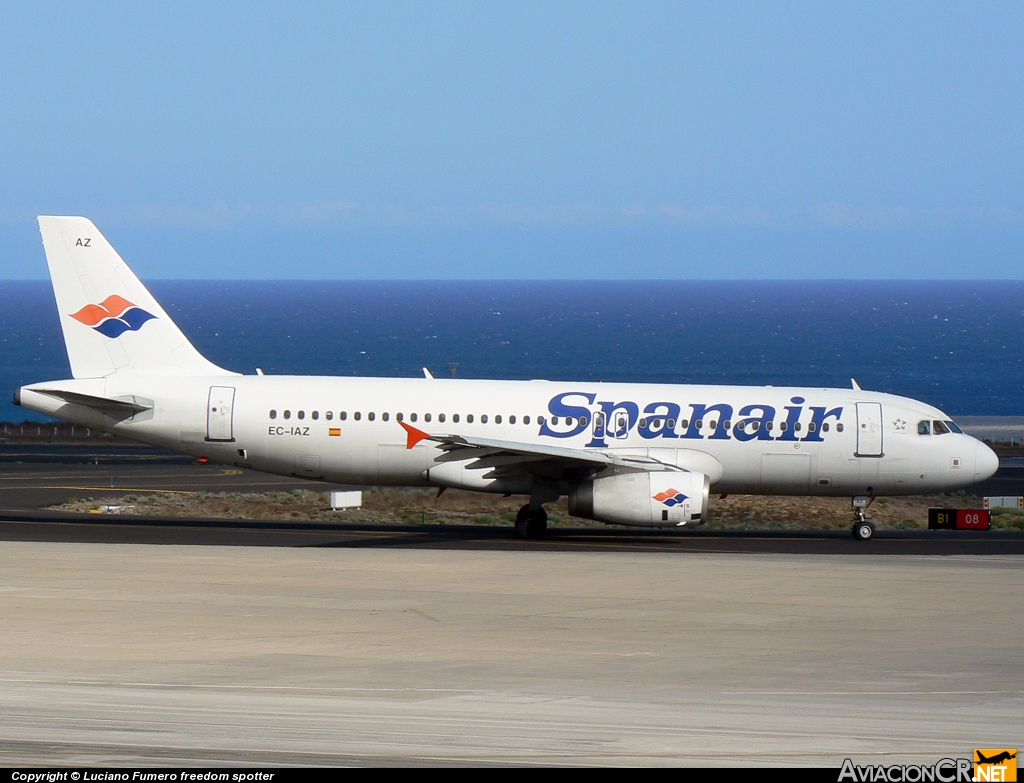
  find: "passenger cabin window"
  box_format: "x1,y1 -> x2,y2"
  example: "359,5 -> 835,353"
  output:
836,423 -> 843,432
439,413 -> 446,423
269,410 -> 277,419
918,420 -> 931,435
353,412 -> 360,421
368,412 -> 375,421
509,415 -> 515,424
410,413 -> 417,422
340,411 -> 348,421
807,422 -> 815,432
481,415 -> 488,423
822,423 -> 829,432
382,412 -> 389,422
495,415 -> 502,424
794,422 -> 801,431
312,411 -> 319,420
538,416 -> 546,425
933,420 -> 950,435
284,410 -> 292,420
325,412 -> 333,421
452,414 -> 459,423
425,413 -> 432,422
298,411 -> 305,420
467,414 -> 474,423
579,415 -> 588,427
524,416 -> 530,425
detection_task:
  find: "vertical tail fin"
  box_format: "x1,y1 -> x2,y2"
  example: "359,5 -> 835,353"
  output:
38,216 -> 235,378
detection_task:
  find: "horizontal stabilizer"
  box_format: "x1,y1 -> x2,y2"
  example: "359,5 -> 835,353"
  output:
30,388 -> 152,415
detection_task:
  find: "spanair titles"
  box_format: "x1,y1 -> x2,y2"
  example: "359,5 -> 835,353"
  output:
541,391 -> 843,446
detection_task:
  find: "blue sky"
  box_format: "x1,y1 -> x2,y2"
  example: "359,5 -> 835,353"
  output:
1,2 -> 1021,278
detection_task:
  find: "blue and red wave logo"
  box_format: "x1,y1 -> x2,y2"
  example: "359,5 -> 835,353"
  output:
69,295 -> 156,338
653,488 -> 688,507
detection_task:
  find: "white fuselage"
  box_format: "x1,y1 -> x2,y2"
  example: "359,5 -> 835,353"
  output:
20,374 -> 998,498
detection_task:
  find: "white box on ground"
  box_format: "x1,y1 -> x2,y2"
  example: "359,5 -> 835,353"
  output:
983,496 -> 1023,509
330,491 -> 362,510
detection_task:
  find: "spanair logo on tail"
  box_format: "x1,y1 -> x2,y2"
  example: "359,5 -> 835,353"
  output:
69,295 -> 156,338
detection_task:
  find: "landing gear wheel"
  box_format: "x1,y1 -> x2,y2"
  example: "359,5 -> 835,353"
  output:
515,505 -> 548,540
852,520 -> 875,541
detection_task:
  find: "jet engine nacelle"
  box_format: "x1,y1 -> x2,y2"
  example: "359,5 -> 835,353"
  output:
568,470 -> 710,527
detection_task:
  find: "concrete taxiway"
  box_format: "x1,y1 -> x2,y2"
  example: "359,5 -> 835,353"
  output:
0,542 -> 1020,766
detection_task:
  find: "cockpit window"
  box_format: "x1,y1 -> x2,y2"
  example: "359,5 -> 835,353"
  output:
932,420 -> 950,435
918,420 -> 931,435
945,420 -> 963,434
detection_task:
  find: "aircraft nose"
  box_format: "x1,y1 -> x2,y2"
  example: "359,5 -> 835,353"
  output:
975,440 -> 999,481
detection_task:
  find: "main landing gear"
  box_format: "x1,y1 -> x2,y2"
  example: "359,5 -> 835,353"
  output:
515,504 -> 548,540
851,496 -> 875,541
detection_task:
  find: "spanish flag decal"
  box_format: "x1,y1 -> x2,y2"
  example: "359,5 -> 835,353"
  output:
328,428 -> 341,437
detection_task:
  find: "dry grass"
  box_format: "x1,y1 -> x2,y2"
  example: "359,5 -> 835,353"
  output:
46,487 -> 1024,531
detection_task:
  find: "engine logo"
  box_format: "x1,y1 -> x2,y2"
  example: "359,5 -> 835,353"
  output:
653,488 -> 688,507
69,295 -> 156,338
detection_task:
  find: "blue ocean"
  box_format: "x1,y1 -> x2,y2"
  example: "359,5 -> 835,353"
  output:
1,280 -> 1022,422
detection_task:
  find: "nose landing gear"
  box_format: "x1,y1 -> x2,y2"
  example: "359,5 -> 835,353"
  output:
851,495 -> 875,541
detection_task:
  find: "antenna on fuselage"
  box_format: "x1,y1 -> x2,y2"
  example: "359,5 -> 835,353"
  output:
447,362 -> 459,378
851,378 -> 862,390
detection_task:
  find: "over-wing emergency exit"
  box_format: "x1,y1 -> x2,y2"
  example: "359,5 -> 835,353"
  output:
16,217 -> 999,541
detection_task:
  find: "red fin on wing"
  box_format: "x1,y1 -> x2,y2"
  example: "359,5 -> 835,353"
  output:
399,421 -> 431,449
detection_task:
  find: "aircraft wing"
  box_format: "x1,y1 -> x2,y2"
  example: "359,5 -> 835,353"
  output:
399,422 -> 680,474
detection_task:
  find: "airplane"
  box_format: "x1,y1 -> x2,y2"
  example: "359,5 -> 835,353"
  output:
14,216 -> 1000,542
976,751 -> 1016,765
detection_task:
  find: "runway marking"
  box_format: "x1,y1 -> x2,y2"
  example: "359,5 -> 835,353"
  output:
0,468 -> 247,481
724,690 -> 1024,695
0,676 -> 484,693
2,486 -> 195,494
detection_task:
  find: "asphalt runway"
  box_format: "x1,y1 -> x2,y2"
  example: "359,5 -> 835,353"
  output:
0,459 -> 351,511
1,510 -> 1023,555
0,449 -> 1022,554
0,445 -> 1020,765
